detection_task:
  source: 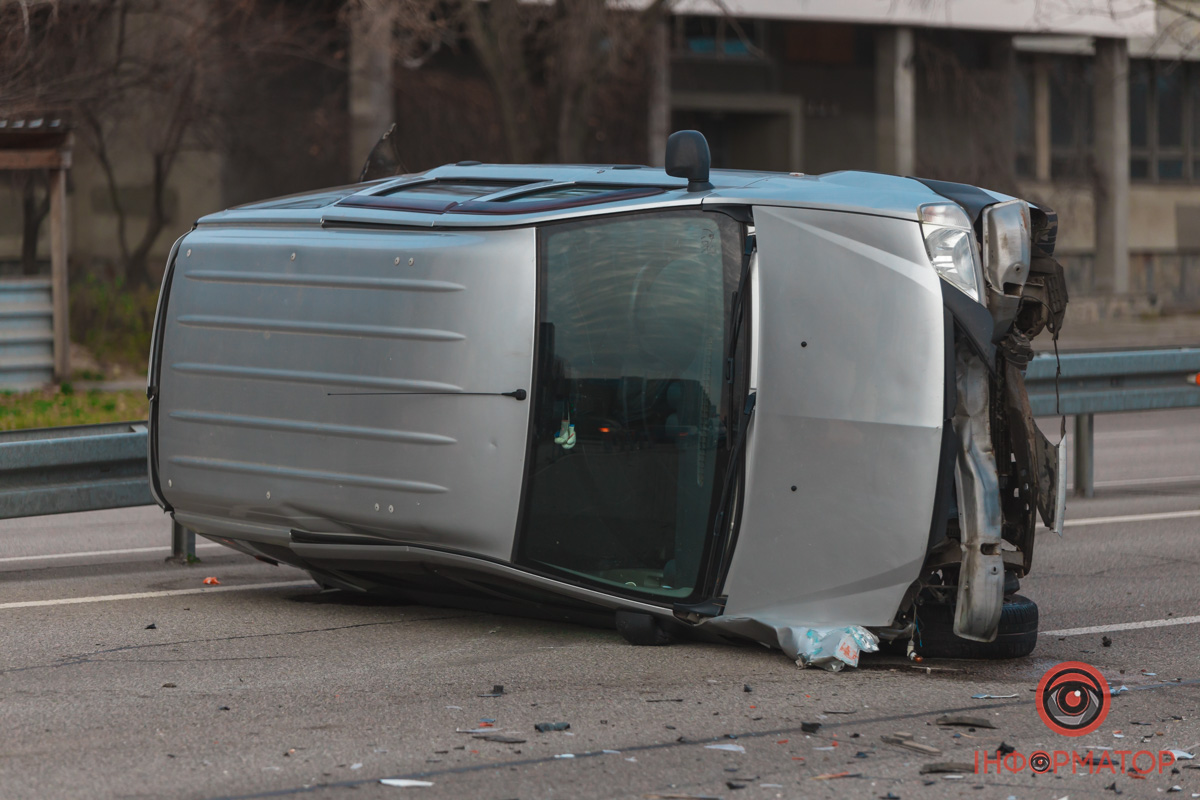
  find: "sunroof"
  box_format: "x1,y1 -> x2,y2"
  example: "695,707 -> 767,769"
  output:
336,180 -> 667,215
380,180 -> 529,199
337,180 -> 534,212
496,185 -> 622,203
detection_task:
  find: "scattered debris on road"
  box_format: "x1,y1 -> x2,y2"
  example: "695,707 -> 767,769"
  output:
743,684 -> 752,693
1102,635 -> 1113,647
919,762 -> 975,774
473,734 -> 526,743
881,733 -> 940,755
812,771 -> 860,780
535,722 -> 570,732
705,743 -> 745,753
971,693 -> 1017,699
202,577 -> 220,585
161,683 -> 176,688
144,623 -> 156,630
478,684 -> 505,697
379,778 -> 433,788
935,715 -> 996,729
800,722 -> 821,734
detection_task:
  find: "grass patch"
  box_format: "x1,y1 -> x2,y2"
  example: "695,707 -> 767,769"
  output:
0,386 -> 148,431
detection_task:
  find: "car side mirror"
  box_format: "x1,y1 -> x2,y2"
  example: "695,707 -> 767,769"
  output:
665,130 -> 713,192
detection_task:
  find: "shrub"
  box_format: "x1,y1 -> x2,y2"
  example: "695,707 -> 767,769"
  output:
69,276 -> 159,370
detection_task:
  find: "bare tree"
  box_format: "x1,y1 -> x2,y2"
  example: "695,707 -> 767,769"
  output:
1,0 -> 337,286
453,0 -> 672,163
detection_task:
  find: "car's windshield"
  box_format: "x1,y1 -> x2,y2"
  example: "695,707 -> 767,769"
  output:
516,210 -> 743,601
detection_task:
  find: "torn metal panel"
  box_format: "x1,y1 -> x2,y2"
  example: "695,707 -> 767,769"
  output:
952,343 -> 1005,642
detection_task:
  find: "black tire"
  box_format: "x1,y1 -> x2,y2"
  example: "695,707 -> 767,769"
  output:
615,611 -> 673,646
915,594 -> 1038,659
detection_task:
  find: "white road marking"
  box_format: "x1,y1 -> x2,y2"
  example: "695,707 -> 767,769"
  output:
1063,509 -> 1200,527
0,580 -> 315,610
1042,615 -> 1200,637
0,544 -> 222,564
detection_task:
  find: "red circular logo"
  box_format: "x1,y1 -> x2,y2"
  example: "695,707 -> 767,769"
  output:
1036,661 -> 1110,737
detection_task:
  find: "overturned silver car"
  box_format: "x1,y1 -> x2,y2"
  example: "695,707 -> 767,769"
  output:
148,131 -> 1067,666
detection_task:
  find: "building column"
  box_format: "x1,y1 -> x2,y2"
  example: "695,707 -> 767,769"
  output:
1093,37 -> 1130,295
647,18 -> 670,167
876,26 -> 916,175
1033,56 -> 1052,182
348,2 -> 395,180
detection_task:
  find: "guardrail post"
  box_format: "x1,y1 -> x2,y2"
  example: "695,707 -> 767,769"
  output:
169,519 -> 196,564
1074,413 -> 1094,499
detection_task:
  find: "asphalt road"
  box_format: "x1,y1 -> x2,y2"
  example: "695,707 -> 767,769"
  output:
2,409 -> 1199,800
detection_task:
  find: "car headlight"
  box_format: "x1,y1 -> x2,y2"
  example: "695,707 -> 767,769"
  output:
919,203 -> 983,302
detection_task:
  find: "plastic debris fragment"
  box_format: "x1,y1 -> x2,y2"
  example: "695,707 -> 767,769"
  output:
705,743 -> 745,753
553,753 -> 575,759
788,626 -> 879,671
202,577 -> 220,585
479,685 -> 505,697
379,779 -> 433,787
1168,750 -> 1195,760
971,693 -> 1017,699
535,722 -> 571,732
1111,685 -> 1130,696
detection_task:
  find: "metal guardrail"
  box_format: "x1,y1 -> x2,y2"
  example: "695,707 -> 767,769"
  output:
1027,348 -> 1200,498
2,347 -> 1197,557
0,421 -> 154,517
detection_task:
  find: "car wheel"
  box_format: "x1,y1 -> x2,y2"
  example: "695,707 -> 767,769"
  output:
915,594 -> 1039,659
615,611 -> 673,646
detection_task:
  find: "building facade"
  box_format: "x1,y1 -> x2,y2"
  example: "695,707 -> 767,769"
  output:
3,0 -> 1195,318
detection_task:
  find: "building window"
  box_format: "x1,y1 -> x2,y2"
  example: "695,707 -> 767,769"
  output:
1130,59 -> 1200,182
1014,60 -> 1035,178
674,16 -> 766,60
1049,57 -> 1093,180
1013,54 -> 1093,181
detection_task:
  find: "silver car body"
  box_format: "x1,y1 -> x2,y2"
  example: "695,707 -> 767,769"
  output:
149,164 -> 1062,655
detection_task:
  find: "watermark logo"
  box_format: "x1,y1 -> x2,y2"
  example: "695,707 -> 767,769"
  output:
1036,661 -> 1110,736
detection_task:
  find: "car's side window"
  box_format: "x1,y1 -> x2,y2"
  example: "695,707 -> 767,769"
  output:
517,210 -> 742,600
